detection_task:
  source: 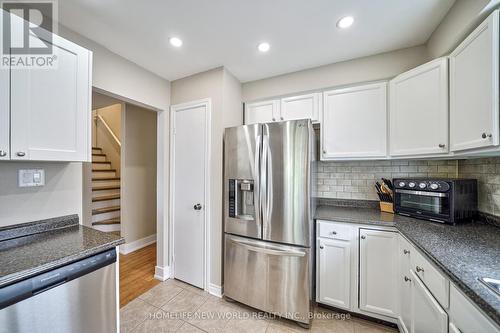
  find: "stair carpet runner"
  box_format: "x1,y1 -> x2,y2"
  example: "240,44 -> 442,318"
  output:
91,147 -> 120,233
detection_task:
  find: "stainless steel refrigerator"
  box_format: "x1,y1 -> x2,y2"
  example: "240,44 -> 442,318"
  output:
223,119 -> 314,326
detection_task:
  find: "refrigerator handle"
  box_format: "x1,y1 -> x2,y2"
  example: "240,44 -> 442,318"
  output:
254,134 -> 261,230
263,134 -> 273,227
229,238 -> 305,257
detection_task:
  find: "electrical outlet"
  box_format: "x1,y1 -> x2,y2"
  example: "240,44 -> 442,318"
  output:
18,169 -> 45,187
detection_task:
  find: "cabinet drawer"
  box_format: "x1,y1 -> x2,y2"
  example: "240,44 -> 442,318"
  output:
411,249 -> 449,308
449,284 -> 499,333
317,221 -> 352,240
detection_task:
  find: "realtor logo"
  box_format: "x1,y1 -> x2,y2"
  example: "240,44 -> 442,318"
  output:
1,0 -> 58,68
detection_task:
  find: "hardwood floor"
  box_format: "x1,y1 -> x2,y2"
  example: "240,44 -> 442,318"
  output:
119,243 -> 160,308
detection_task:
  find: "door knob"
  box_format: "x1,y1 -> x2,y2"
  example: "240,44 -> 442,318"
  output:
0,150 -> 6,157
193,203 -> 202,211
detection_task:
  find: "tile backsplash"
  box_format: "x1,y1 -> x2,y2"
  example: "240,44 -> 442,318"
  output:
314,159 -> 458,201
458,157 -> 500,216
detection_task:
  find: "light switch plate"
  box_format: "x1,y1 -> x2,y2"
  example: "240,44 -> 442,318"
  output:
18,169 -> 45,187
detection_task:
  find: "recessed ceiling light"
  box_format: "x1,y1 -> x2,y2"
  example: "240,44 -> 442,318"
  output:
337,16 -> 354,29
169,37 -> 183,47
258,42 -> 270,53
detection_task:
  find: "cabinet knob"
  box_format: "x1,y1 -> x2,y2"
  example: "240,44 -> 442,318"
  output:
319,245 -> 324,249
416,266 -> 424,273
403,249 -> 410,255
361,235 -> 366,240
16,152 -> 26,157
322,150 -> 326,154
404,276 -> 411,282
482,132 -> 493,139
438,144 -> 445,148
0,150 -> 6,157
193,203 -> 202,210
330,231 -> 337,235
272,118 -> 276,121
280,117 -> 284,120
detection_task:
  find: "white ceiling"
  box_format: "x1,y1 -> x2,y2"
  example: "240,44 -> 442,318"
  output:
58,0 -> 455,83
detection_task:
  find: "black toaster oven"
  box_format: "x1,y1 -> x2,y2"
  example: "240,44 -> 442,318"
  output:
393,178 -> 477,224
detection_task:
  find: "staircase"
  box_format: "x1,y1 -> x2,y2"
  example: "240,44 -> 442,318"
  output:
91,147 -> 121,233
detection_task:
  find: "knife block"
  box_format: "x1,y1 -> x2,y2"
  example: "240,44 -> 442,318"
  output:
379,201 -> 394,214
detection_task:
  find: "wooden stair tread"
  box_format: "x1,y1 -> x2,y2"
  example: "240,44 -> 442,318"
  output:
92,177 -> 120,181
92,194 -> 120,202
92,147 -> 102,150
92,218 -> 120,226
92,161 -> 111,164
92,185 -> 120,191
92,153 -> 106,157
92,205 -> 120,215
92,169 -> 117,173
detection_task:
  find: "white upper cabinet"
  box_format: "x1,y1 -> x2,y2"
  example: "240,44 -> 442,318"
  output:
389,58 -> 449,156
9,17 -> 92,161
450,10 -> 499,152
359,229 -> 398,318
245,100 -> 280,124
280,92 -> 321,123
322,82 -> 387,159
0,56 -> 9,161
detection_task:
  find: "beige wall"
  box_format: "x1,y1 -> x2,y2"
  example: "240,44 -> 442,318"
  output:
426,0 -> 497,58
0,162 -> 83,227
242,45 -> 430,102
121,104 -> 158,243
170,67 -> 242,287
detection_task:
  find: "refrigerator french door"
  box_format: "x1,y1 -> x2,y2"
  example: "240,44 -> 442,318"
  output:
223,119 -> 313,325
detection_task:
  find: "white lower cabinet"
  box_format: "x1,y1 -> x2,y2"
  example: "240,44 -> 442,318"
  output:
410,270 -> 448,333
359,229 -> 398,318
399,237 -> 413,333
317,238 -> 351,310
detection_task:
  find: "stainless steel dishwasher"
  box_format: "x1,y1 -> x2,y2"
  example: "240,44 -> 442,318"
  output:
0,249 -> 117,333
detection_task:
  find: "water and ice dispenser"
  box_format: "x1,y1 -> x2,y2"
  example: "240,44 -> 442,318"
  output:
228,179 -> 255,220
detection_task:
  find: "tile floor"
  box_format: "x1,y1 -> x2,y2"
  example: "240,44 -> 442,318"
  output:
120,279 -> 398,333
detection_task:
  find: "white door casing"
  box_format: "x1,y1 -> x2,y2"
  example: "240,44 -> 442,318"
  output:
170,99 -> 211,289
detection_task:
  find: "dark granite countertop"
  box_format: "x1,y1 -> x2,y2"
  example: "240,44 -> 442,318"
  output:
0,215 -> 124,288
315,205 -> 500,326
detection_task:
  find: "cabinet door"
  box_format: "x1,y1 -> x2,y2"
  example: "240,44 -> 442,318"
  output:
317,238 -> 351,310
399,237 -> 413,333
244,100 -> 280,124
10,21 -> 91,161
322,82 -> 387,159
411,271 -> 448,333
450,11 -> 499,151
0,52 -> 9,160
280,93 -> 321,123
359,229 -> 398,318
390,58 -> 449,156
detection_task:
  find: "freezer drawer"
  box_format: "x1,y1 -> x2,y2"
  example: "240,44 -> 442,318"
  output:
224,234 -> 311,324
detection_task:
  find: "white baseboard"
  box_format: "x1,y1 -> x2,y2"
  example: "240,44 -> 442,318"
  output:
120,234 -> 156,255
208,283 -> 222,298
154,265 -> 171,281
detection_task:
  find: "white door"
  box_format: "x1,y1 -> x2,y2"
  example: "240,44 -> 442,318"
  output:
390,58 -> 449,156
10,14 -> 91,162
317,238 -> 351,310
0,50 -> 9,160
359,229 -> 398,318
411,271 -> 448,333
322,82 -> 387,159
244,100 -> 279,124
281,93 -> 321,123
171,102 -> 209,289
450,11 -> 499,151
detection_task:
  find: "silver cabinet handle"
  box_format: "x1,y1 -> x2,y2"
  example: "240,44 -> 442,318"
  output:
0,150 -> 6,157
404,276 -> 411,282
319,245 -> 324,249
361,235 -> 366,239
403,249 -> 410,255
416,266 -> 424,273
438,144 -> 445,148
482,132 -> 493,139
193,203 -> 202,210
16,152 -> 26,157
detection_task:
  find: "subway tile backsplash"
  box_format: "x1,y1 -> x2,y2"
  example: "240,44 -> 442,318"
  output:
314,156 -> 500,217
314,159 -> 458,201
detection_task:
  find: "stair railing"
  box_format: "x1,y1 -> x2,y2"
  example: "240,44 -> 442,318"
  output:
94,114 -> 121,147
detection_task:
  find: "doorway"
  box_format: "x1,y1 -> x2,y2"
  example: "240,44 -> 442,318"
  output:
170,99 -> 211,290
